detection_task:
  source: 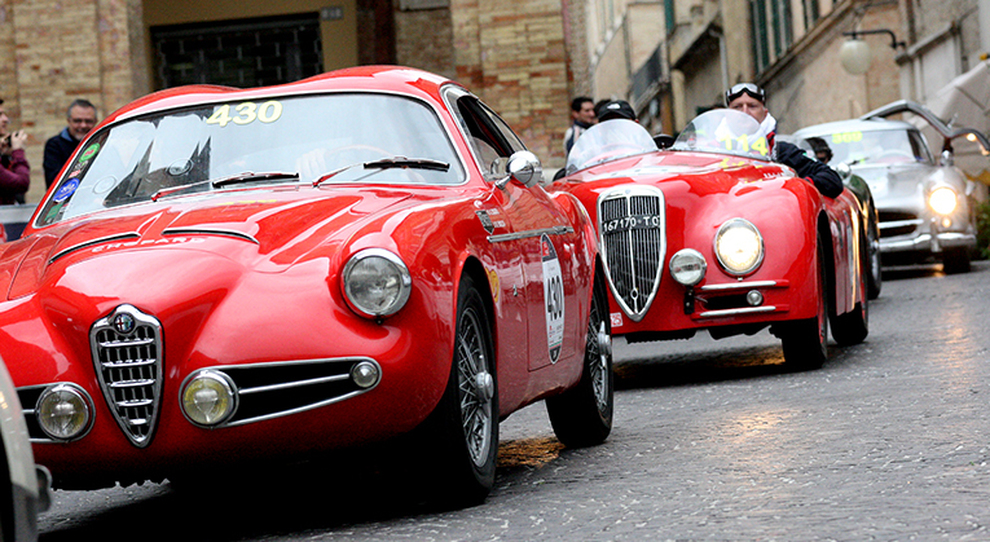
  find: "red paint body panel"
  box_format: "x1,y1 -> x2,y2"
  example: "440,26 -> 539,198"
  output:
0,66 -> 598,489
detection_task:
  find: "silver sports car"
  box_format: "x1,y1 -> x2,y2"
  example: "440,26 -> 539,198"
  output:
795,100 -> 989,273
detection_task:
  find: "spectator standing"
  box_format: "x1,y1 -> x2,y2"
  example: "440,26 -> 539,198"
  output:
44,99 -> 98,188
563,96 -> 596,154
0,98 -> 31,205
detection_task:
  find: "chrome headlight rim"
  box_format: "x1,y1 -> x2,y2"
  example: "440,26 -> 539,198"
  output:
180,369 -> 238,428
928,186 -> 958,215
669,248 -> 708,286
35,383 -> 94,442
342,248 -> 413,319
714,218 -> 765,276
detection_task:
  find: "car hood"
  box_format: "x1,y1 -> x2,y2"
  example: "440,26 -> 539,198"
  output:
0,187 -> 416,301
850,163 -> 939,204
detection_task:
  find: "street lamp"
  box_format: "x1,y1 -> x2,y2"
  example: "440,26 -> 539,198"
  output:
839,29 -> 906,75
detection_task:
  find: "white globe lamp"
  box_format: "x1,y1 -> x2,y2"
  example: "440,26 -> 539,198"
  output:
840,39 -> 872,75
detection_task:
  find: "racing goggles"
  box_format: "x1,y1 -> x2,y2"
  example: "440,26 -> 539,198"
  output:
725,83 -> 766,105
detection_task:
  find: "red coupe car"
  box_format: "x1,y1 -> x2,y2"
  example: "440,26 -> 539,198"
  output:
549,109 -> 871,370
0,66 -> 613,504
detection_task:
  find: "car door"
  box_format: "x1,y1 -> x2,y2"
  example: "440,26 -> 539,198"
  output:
444,89 -> 579,372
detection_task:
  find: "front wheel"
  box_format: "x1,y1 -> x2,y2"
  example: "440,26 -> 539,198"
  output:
418,275 -> 497,506
942,246 -> 971,274
546,268 -> 614,447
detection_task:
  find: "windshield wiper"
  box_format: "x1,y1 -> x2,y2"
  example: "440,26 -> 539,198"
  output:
313,156 -> 450,187
151,171 -> 300,201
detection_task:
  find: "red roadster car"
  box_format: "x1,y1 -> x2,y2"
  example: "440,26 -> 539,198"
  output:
548,109 -> 871,370
0,66 -> 613,504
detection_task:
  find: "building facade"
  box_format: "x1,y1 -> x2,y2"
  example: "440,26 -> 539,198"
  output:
1,0 -> 587,204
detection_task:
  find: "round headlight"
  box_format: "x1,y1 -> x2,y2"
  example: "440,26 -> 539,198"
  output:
342,249 -> 412,318
37,384 -> 92,441
669,249 -> 707,286
929,187 -> 958,215
181,370 -> 237,427
714,218 -> 764,276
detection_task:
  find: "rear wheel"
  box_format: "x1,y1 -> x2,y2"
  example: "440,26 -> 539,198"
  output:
419,275 -> 497,506
866,220 -> 882,299
546,268 -> 613,447
781,234 -> 828,371
831,232 -> 870,346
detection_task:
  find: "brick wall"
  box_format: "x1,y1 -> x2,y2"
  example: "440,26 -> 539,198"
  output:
449,0 -> 573,168
1,0 -> 142,205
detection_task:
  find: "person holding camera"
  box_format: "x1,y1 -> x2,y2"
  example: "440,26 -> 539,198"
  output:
0,99 -> 30,205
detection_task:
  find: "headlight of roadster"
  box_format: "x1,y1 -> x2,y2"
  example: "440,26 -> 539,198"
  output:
181,370 -> 237,427
37,384 -> 92,441
929,187 -> 958,215
714,218 -> 764,276
342,248 -> 412,318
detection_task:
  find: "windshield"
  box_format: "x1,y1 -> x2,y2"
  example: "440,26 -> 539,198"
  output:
672,108 -> 775,161
38,93 -> 465,226
565,119 -> 658,174
818,128 -> 932,166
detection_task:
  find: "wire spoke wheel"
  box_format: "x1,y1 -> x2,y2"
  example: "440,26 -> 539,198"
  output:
455,306 -> 494,467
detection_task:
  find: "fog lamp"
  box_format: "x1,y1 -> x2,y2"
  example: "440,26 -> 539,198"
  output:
181,370 -> 237,427
351,360 -> 381,389
714,218 -> 764,275
746,290 -> 764,306
929,187 -> 957,215
37,384 -> 92,441
669,249 -> 707,286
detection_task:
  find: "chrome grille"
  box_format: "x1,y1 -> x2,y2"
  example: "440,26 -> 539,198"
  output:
90,304 -> 163,448
598,186 -> 666,321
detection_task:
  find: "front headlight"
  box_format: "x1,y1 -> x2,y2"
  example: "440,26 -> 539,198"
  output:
342,248 -> 412,318
36,384 -> 92,441
929,187 -> 958,215
714,218 -> 764,276
181,370 -> 237,427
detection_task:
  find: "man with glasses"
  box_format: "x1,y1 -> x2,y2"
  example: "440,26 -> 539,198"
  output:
725,83 -> 842,198
44,99 -> 98,188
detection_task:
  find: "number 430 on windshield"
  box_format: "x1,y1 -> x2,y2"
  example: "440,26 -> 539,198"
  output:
716,133 -> 770,156
206,101 -> 283,127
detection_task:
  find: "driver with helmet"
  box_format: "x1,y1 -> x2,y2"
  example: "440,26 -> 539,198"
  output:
725,83 -> 843,198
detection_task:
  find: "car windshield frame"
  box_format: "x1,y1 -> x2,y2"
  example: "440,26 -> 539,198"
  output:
815,126 -> 934,167
36,91 -> 467,227
671,108 -> 775,161
565,119 -> 659,174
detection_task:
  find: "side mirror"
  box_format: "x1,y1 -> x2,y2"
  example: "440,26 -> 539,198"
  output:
493,151 -> 543,188
831,162 -> 852,180
654,134 -> 676,149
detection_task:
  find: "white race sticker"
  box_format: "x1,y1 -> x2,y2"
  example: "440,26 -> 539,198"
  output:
610,312 -> 624,328
541,234 -> 565,364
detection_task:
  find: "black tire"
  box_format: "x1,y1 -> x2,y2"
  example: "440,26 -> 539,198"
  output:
831,232 -> 870,346
419,275 -> 498,506
781,233 -> 828,371
866,220 -> 882,299
942,246 -> 971,274
546,268 -> 613,447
